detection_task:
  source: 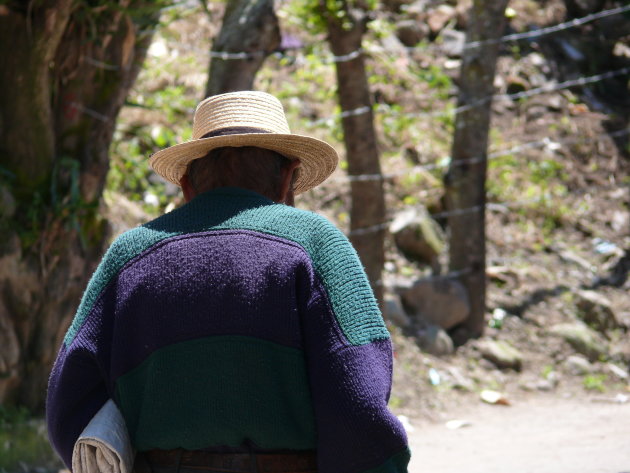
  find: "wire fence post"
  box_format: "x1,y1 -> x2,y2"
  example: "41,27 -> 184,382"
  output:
323,3 -> 386,307
204,0 -> 279,96
444,0 -> 510,344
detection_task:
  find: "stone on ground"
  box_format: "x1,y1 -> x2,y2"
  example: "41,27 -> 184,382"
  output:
383,293 -> 412,328
427,5 -> 456,34
575,289 -> 622,333
477,340 -> 523,371
400,278 -> 469,330
390,207 -> 445,272
396,20 -> 430,47
549,322 -> 609,361
415,323 -> 454,356
564,355 -> 595,375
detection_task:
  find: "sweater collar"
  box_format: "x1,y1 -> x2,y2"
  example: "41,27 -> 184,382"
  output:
192,187 -> 275,206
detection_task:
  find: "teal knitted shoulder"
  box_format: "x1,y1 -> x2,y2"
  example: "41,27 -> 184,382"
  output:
64,188 -> 389,346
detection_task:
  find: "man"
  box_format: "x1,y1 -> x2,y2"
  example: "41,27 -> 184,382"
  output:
47,91 -> 410,473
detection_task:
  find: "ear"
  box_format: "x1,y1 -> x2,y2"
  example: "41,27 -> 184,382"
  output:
180,173 -> 196,202
277,159 -> 301,205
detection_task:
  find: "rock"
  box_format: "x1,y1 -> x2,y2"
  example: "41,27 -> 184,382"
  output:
477,340 -> 523,371
505,75 -> 528,95
390,207 -> 445,272
381,33 -> 408,57
415,323 -> 454,356
536,371 -> 560,392
536,376 -> 559,392
400,278 -> 469,330
546,95 -> 564,111
402,0 -> 429,18
549,323 -> 609,361
447,366 -> 475,391
383,294 -> 412,328
443,59 -> 460,70
438,29 -> 466,57
604,362 -> 629,381
575,290 -> 622,333
564,355 -> 595,375
396,20 -> 430,47
427,5 -> 456,34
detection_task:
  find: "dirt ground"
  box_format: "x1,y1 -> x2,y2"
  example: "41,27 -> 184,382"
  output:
407,393 -> 630,473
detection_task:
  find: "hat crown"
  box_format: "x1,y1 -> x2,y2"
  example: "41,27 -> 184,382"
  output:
192,91 -> 291,139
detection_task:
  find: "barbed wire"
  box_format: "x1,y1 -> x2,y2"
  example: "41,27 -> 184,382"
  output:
349,179 -> 626,239
381,174 -> 627,286
192,4 -> 630,65
70,102 -> 110,122
342,127 -> 629,237
83,57 -> 120,71
315,65 -> 630,127
464,3 -> 630,51
331,127 -> 630,186
381,267 -> 475,287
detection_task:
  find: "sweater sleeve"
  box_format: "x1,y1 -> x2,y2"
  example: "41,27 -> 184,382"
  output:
298,232 -> 410,473
46,261 -> 116,468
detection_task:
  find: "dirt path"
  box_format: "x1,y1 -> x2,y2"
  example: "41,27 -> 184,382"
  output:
407,394 -> 630,473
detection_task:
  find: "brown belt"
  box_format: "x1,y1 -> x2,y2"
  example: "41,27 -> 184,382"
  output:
138,448 -> 318,473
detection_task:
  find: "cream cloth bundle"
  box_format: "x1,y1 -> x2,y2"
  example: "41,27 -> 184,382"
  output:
72,399 -> 135,473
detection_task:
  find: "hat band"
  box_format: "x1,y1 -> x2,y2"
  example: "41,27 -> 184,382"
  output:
200,126 -> 272,139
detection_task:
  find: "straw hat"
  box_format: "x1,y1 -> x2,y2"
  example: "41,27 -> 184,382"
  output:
150,91 -> 339,194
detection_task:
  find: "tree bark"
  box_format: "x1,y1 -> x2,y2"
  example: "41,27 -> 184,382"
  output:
444,0 -> 509,344
0,0 -> 157,410
323,5 -> 386,305
205,0 -> 280,96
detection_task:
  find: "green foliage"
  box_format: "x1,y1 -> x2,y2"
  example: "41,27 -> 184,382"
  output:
108,43 -> 199,214
583,373 -> 607,392
415,65 -> 453,100
541,364 -> 554,378
284,0 -> 377,33
0,406 -> 62,473
4,154 -> 104,253
388,395 -> 403,409
108,125 -> 172,211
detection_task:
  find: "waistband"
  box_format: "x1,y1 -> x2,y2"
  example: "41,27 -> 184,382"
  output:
138,448 -> 318,473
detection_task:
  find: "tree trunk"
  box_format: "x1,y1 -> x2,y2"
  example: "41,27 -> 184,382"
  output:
444,0 -> 509,344
205,0 -> 280,96
0,0 -> 157,410
323,4 -> 386,305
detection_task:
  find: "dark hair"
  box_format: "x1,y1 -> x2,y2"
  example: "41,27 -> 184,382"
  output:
187,147 -> 293,201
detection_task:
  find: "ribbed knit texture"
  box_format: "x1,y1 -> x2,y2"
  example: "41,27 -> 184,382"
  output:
64,188 -> 389,347
47,187 -> 409,473
115,336 -> 316,451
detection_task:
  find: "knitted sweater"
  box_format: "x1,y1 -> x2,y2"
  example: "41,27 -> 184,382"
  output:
46,187 -> 410,473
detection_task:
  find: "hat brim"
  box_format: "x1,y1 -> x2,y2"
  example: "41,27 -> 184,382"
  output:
149,133 -> 339,195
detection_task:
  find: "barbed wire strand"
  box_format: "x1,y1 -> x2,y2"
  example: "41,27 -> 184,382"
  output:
349,180 -> 626,237
381,176 -> 626,284
376,175 -> 626,285
464,3 -> 630,51
70,102 -> 110,122
344,127 -> 629,237
196,4 -> 630,64
320,65 -> 630,127
333,127 -> 630,185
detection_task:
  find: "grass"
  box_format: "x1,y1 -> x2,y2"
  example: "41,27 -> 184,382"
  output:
0,406 -> 62,473
583,374 -> 608,392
